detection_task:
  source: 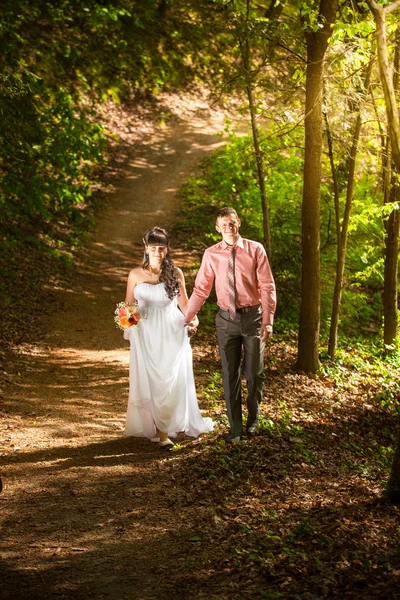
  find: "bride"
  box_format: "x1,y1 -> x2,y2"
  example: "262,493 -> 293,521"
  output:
123,226 -> 214,448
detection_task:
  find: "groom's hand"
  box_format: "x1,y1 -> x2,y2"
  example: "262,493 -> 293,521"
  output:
187,325 -> 197,337
260,324 -> 273,342
185,316 -> 199,338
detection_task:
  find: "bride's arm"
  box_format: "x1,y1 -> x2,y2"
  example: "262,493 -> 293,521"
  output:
176,268 -> 199,329
125,268 -> 139,304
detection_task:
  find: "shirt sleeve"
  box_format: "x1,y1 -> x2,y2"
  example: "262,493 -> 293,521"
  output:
256,245 -> 277,326
185,249 -> 215,323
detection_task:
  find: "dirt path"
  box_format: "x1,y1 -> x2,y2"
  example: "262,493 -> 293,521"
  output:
1,112 -> 227,599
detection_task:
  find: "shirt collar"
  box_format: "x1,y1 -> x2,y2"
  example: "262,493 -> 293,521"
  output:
221,236 -> 244,250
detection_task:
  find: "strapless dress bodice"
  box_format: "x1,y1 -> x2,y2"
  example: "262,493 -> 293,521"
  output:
135,282 -> 173,309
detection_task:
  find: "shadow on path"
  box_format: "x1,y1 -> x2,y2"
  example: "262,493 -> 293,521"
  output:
1,113 -> 227,600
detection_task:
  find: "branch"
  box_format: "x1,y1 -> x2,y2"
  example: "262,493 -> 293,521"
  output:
368,0 -> 400,171
385,0 -> 400,15
368,0 -> 400,16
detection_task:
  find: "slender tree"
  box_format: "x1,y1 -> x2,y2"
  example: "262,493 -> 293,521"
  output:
327,59 -> 373,359
368,0 -> 400,168
296,0 -> 339,373
239,0 -> 272,258
383,31 -> 400,348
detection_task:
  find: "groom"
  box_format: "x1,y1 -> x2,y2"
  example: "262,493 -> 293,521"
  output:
185,207 -> 276,442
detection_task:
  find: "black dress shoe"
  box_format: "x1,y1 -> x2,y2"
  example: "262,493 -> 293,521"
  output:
246,425 -> 259,437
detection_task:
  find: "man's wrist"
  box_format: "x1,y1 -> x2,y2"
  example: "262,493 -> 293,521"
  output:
263,324 -> 273,332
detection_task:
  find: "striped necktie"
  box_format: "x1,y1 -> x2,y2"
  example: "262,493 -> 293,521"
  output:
228,246 -> 236,320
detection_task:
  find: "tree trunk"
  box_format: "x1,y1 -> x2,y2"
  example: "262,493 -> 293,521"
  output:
323,106 -> 340,245
328,60 -> 373,359
384,184 -> 400,346
265,0 -> 284,20
297,0 -> 338,373
383,32 -> 400,348
387,427 -> 400,503
247,84 -> 271,258
241,0 -> 272,259
368,1 -> 400,171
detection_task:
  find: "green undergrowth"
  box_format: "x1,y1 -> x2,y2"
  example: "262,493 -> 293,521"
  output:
174,128 -> 388,341
174,132 -> 400,413
0,84 -> 108,351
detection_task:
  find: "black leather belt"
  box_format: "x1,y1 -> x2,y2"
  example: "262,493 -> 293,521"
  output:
220,305 -> 260,314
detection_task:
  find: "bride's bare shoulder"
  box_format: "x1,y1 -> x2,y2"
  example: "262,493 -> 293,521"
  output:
128,266 -> 143,277
126,266 -> 144,286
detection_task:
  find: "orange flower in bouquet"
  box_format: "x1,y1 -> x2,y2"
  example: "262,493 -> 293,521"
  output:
114,302 -> 143,330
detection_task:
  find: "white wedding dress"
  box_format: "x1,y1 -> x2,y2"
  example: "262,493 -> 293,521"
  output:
123,282 -> 214,439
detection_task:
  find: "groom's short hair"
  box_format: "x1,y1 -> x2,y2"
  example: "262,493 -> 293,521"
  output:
216,207 -> 239,221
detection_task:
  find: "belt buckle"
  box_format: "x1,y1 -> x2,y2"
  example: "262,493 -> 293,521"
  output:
237,306 -> 249,314
238,305 -> 259,314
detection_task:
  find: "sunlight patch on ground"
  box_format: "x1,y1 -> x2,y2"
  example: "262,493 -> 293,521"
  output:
18,346 -> 129,366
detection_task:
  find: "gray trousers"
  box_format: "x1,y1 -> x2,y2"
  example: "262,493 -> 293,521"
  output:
216,306 -> 265,436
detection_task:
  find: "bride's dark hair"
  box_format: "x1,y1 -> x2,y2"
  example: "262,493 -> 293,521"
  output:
142,227 -> 180,300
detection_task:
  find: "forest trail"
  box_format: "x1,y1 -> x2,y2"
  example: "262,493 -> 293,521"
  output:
1,111 -> 227,599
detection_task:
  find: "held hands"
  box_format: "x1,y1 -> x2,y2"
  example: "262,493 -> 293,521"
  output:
260,324 -> 273,343
186,316 -> 199,338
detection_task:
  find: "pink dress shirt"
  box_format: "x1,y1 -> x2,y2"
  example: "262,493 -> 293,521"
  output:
186,237 -> 276,326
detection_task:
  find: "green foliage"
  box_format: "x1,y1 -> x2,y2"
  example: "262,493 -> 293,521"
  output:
177,126 -> 304,323
319,339 -> 400,412
0,0 -> 235,347
1,0 -> 396,363
0,80 -> 106,225
201,371 -> 224,410
0,0 -> 235,233
177,109 -> 391,341
1,0 -> 230,99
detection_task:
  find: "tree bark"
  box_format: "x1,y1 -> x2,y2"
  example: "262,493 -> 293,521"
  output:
387,427 -> 400,503
384,180 -> 400,347
265,0 -> 284,20
368,1 -> 400,171
383,32 -> 400,348
296,0 -> 338,373
247,82 -> 272,258
323,106 -> 340,246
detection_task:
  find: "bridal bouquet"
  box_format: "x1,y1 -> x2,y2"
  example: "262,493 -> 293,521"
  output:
114,302 -> 143,330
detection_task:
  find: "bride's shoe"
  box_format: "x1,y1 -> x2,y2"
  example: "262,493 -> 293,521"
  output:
159,438 -> 174,449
